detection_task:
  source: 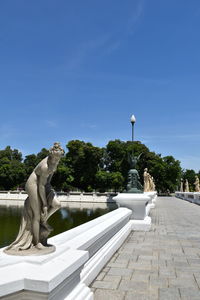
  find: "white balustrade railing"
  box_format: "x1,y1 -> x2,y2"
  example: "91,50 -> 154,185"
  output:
175,191 -> 200,205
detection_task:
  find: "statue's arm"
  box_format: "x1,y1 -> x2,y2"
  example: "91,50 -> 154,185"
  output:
47,173 -> 53,185
45,174 -> 54,195
137,152 -> 143,160
38,175 -> 48,208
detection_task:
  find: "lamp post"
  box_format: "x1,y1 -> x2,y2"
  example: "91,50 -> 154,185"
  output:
130,114 -> 136,157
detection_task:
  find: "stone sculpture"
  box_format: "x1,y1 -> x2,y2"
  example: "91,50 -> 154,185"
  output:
143,168 -> 150,192
180,178 -> 184,192
149,175 -> 154,191
4,142 -> 64,255
151,176 -> 156,191
184,179 -> 189,192
143,168 -> 155,192
126,152 -> 143,193
126,168 -> 143,193
194,175 -> 200,192
128,152 -> 143,169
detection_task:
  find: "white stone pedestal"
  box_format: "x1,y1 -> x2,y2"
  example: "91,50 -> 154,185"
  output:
144,191 -> 157,209
113,193 -> 151,231
113,193 -> 150,219
0,247 -> 92,300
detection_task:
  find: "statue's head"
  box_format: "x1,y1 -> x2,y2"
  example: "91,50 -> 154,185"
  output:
49,142 -> 65,158
144,168 -> 148,172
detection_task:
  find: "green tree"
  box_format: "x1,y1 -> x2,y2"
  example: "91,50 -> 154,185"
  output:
36,148 -> 49,162
162,156 -> 181,192
0,146 -> 22,162
182,169 -> 196,191
95,170 -> 124,192
51,157 -> 74,191
0,147 -> 26,190
105,140 -> 153,189
95,170 -> 110,192
24,154 -> 38,177
66,140 -> 103,191
109,171 -> 124,192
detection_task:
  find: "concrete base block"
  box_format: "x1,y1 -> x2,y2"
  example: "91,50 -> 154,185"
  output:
149,203 -> 155,209
130,216 -> 152,231
113,193 -> 150,220
81,221 -> 132,285
0,247 -> 89,299
146,203 -> 151,216
66,283 -> 93,300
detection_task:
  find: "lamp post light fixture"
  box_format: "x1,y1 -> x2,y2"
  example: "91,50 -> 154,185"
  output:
130,114 -> 136,143
130,114 -> 136,158
126,114 -> 143,193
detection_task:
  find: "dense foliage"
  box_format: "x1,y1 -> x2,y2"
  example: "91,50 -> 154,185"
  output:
0,140 -> 198,193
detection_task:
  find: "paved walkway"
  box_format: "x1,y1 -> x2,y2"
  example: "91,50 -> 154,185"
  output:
90,197 -> 200,300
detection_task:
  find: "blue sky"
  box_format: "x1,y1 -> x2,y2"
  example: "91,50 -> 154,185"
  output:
0,0 -> 200,171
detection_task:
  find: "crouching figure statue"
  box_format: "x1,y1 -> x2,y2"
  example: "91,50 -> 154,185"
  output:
4,142 -> 64,255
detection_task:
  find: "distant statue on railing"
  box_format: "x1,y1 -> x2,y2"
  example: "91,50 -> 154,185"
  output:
143,168 -> 150,192
180,178 -> 184,192
143,168 -> 155,192
184,179 -> 189,192
4,142 -> 64,256
151,176 -> 156,191
126,152 -> 143,193
194,175 -> 200,192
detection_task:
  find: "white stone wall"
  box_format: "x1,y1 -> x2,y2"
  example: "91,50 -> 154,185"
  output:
0,191 -> 117,205
175,191 -> 200,204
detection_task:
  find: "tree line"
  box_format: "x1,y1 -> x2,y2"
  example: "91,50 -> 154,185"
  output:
0,140 -> 199,193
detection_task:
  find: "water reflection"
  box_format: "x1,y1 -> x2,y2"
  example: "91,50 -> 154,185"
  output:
0,202 -> 118,248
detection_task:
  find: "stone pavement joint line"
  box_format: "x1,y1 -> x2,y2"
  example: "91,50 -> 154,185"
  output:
90,197 -> 200,300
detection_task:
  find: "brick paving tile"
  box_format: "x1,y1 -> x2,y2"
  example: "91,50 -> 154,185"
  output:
118,280 -> 148,291
102,275 -> 122,284
169,278 -> 199,289
96,272 -> 106,281
94,289 -> 126,300
92,280 -> 120,290
179,288 -> 200,300
90,197 -> 200,299
125,291 -> 156,300
107,262 -> 129,268
108,267 -> 133,277
159,287 -> 180,299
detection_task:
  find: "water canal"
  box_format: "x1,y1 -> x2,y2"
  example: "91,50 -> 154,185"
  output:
0,202 -> 118,248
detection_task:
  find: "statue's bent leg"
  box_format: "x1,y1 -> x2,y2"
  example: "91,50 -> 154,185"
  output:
26,184 -> 41,246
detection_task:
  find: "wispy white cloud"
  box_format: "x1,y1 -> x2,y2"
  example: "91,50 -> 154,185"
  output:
63,1 -> 146,71
179,155 -> 200,172
80,123 -> 97,129
105,0 -> 146,54
141,133 -> 200,143
75,136 -> 113,147
104,40 -> 121,55
127,0 -> 145,35
0,124 -> 16,141
65,34 -> 111,70
45,120 -> 58,128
